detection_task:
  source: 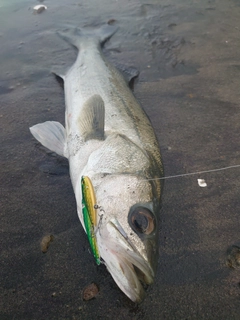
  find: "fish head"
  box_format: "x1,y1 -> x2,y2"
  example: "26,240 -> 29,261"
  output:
94,173 -> 161,302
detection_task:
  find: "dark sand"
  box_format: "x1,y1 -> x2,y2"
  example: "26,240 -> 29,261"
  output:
1,0 -> 240,319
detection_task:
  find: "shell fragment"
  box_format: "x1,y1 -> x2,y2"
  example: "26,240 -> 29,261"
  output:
33,5 -> 47,13
197,179 -> 207,187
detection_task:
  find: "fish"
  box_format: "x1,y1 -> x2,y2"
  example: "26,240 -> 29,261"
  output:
29,24 -> 164,302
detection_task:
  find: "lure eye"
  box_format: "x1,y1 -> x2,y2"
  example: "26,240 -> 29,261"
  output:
128,206 -> 155,236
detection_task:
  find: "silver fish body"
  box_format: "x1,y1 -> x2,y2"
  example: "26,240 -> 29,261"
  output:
30,25 -> 164,302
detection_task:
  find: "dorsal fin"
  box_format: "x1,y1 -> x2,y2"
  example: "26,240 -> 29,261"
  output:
78,94 -> 105,141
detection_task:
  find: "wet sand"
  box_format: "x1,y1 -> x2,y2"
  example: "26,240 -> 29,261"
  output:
1,0 -> 240,319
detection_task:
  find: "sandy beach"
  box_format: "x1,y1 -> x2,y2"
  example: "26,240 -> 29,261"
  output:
1,0 -> 240,319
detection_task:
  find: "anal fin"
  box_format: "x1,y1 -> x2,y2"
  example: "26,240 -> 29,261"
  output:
78,94 -> 105,141
52,68 -> 67,89
116,64 -> 139,90
30,121 -> 68,158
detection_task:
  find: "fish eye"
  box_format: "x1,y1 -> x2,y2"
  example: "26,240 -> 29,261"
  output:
128,206 -> 155,236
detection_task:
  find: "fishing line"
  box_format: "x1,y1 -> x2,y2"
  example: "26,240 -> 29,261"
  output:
144,164 -> 240,182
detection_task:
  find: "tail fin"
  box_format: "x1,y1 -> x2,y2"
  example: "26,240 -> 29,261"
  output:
56,24 -> 118,49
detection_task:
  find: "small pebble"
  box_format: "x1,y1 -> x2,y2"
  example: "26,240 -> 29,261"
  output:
227,245 -> 240,269
41,234 -> 54,253
168,23 -> 177,29
83,283 -> 99,301
108,19 -> 116,25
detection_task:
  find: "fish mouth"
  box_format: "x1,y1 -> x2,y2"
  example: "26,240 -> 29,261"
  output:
97,218 -> 154,302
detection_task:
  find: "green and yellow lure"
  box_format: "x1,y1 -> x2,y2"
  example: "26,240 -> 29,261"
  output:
81,176 -> 100,265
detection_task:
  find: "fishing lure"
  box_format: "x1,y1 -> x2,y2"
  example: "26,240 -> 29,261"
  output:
81,176 -> 101,265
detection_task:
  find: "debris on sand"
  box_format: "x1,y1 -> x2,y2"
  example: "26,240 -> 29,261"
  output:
83,283 -> 99,301
41,235 -> 54,253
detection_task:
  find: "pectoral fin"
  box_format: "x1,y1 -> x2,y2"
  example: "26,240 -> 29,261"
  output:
30,121 -> 68,158
78,94 -> 105,141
